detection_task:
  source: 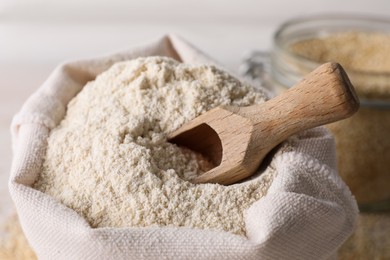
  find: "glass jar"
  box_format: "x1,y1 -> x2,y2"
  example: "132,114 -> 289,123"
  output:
241,15 -> 390,212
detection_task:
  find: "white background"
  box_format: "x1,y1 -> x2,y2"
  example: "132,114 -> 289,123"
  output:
1,0 -> 390,217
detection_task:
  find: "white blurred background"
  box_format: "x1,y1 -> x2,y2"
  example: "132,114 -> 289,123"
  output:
1,0 -> 390,221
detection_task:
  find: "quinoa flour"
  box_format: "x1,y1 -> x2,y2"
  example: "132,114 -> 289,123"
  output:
34,56 -> 273,236
289,31 -> 390,206
290,31 -> 390,99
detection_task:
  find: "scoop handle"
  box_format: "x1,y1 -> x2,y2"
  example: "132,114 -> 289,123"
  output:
239,62 -> 359,143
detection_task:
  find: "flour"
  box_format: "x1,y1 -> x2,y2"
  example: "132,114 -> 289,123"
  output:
34,56 -> 274,236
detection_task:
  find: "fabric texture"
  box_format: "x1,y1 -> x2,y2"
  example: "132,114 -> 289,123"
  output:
9,34 -> 358,260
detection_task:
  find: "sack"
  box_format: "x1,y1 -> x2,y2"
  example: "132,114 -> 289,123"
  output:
9,34 -> 358,260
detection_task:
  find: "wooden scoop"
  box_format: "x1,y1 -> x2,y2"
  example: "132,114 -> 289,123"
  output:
168,62 -> 359,185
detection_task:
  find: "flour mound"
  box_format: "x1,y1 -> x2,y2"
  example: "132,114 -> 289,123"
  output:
35,56 -> 273,236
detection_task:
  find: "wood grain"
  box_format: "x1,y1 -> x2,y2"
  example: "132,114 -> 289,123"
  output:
169,62 -> 360,185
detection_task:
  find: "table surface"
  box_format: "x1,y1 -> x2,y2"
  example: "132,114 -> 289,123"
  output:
1,1 -> 390,258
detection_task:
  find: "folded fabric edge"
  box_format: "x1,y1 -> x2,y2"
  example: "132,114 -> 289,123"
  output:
245,191 -> 351,259
244,148 -> 358,258
275,151 -> 359,218
10,179 -> 263,260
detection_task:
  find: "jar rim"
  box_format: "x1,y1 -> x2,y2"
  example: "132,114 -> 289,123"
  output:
275,13 -> 390,33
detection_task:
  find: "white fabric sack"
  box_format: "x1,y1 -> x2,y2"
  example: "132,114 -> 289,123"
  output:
9,35 -> 358,260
